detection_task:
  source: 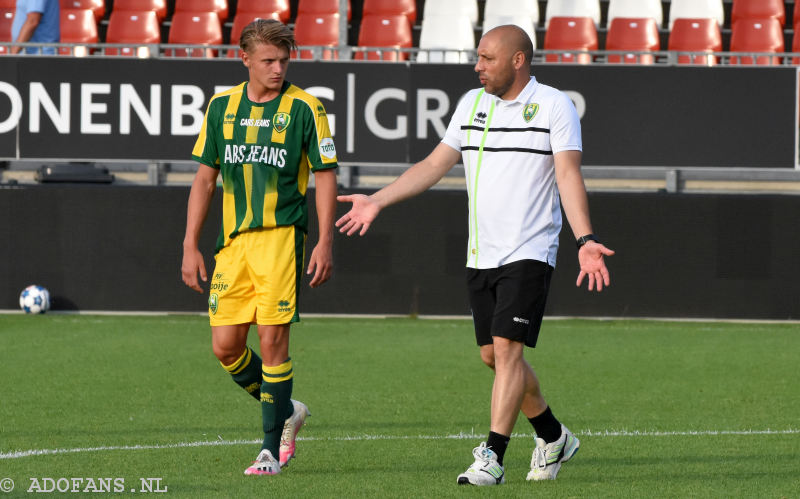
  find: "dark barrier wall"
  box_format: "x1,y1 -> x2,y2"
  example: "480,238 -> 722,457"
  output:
2,185 -> 798,319
0,58 -> 796,167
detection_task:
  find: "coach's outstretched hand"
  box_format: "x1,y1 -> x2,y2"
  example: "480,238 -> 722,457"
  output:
576,242 -> 615,292
336,194 -> 381,236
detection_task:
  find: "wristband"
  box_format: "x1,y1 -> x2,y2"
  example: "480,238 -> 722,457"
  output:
576,234 -> 599,249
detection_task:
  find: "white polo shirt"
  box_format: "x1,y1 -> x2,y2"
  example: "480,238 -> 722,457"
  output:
441,76 -> 582,269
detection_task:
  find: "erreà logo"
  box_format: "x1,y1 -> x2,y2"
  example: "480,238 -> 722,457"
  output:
523,103 -> 539,122
273,112 -> 291,133
278,300 -> 292,313
223,113 -> 236,125
209,293 -> 219,315
473,111 -> 487,125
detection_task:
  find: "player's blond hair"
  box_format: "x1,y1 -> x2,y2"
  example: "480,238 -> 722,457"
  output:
239,19 -> 296,54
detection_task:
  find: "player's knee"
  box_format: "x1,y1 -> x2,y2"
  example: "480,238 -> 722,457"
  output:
213,344 -> 244,367
479,346 -> 496,370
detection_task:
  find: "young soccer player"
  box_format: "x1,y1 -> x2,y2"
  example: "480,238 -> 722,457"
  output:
181,19 -> 338,475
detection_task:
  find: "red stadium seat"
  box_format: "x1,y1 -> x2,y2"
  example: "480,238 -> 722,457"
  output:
544,16 -> 597,64
0,8 -> 13,55
298,0 -> 350,21
59,8 -> 98,56
59,0 -> 104,22
668,18 -> 722,65
362,0 -> 415,26
731,0 -> 785,27
236,0 -> 290,23
795,5 -> 800,30
227,11 -> 282,58
730,18 -> 784,65
105,10 -> 160,56
355,13 -> 412,61
293,12 -> 339,59
174,0 -> 228,22
605,17 -> 660,64
113,0 -> 167,22
794,24 -> 800,65
167,11 -> 223,58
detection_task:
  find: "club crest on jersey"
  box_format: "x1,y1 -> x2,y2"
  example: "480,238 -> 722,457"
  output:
523,103 -> 539,122
273,112 -> 291,133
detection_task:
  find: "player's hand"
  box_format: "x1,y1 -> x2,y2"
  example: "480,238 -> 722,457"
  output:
335,194 -> 380,236
307,242 -> 333,288
576,242 -> 615,292
181,246 -> 207,294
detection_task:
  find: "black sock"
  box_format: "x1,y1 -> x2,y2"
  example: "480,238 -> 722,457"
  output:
528,406 -> 562,443
486,431 -> 510,466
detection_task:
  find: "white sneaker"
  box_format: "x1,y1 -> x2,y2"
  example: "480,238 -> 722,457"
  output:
279,399 -> 310,467
526,425 -> 580,481
456,442 -> 505,486
244,449 -> 280,476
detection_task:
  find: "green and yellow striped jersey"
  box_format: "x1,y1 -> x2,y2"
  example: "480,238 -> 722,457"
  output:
192,81 -> 338,253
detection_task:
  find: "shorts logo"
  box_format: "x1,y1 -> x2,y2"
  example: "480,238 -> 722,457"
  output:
272,112 -> 291,133
513,316 -> 530,325
278,300 -> 292,313
523,103 -> 539,122
319,137 -> 336,159
209,293 -> 219,315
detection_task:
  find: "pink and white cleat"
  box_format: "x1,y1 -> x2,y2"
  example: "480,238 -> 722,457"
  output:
244,449 -> 280,476
279,399 -> 310,467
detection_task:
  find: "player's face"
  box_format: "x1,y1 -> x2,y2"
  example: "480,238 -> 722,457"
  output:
474,33 -> 516,99
242,42 -> 290,96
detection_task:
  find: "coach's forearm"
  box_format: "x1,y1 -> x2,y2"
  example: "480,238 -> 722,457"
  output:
371,142 -> 460,210
555,150 -> 593,239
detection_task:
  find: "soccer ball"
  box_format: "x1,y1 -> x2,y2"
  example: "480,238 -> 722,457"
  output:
19,285 -> 51,314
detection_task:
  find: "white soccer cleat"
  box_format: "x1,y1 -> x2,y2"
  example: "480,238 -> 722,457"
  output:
244,449 -> 281,476
279,399 -> 310,467
456,442 -> 505,486
526,424 -> 580,481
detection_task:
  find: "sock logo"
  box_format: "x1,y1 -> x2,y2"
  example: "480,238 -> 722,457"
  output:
260,393 -> 274,403
245,382 -> 260,394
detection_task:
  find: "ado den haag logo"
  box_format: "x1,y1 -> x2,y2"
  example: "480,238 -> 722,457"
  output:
523,103 -> 539,123
272,112 -> 291,133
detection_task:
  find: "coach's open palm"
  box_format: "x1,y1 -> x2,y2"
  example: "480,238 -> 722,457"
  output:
576,242 -> 615,292
336,194 -> 380,236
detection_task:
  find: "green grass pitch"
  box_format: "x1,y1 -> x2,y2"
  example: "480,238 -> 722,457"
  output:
0,315 -> 798,497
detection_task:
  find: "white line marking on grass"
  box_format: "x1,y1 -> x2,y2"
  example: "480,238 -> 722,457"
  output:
2,429 -> 798,460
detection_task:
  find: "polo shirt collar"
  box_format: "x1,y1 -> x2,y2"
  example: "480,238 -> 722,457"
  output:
492,76 -> 538,107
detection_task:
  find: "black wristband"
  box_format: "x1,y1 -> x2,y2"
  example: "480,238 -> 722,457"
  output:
576,234 -> 599,249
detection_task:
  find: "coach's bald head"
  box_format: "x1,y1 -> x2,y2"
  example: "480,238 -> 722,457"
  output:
485,24 -> 534,66
475,25 -> 534,99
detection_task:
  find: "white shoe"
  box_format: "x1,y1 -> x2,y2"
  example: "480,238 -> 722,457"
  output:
244,449 -> 280,476
526,425 -> 580,481
456,442 -> 505,486
279,399 -> 310,467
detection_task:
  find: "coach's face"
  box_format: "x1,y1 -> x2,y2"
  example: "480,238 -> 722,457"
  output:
242,42 -> 290,99
474,31 -> 516,99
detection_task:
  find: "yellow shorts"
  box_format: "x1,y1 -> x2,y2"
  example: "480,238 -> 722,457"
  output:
208,226 -> 305,326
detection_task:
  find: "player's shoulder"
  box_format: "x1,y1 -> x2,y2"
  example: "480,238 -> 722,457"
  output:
284,84 -> 324,113
209,82 -> 245,103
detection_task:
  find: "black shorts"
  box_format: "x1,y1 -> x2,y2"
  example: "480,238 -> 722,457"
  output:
467,259 -> 553,348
